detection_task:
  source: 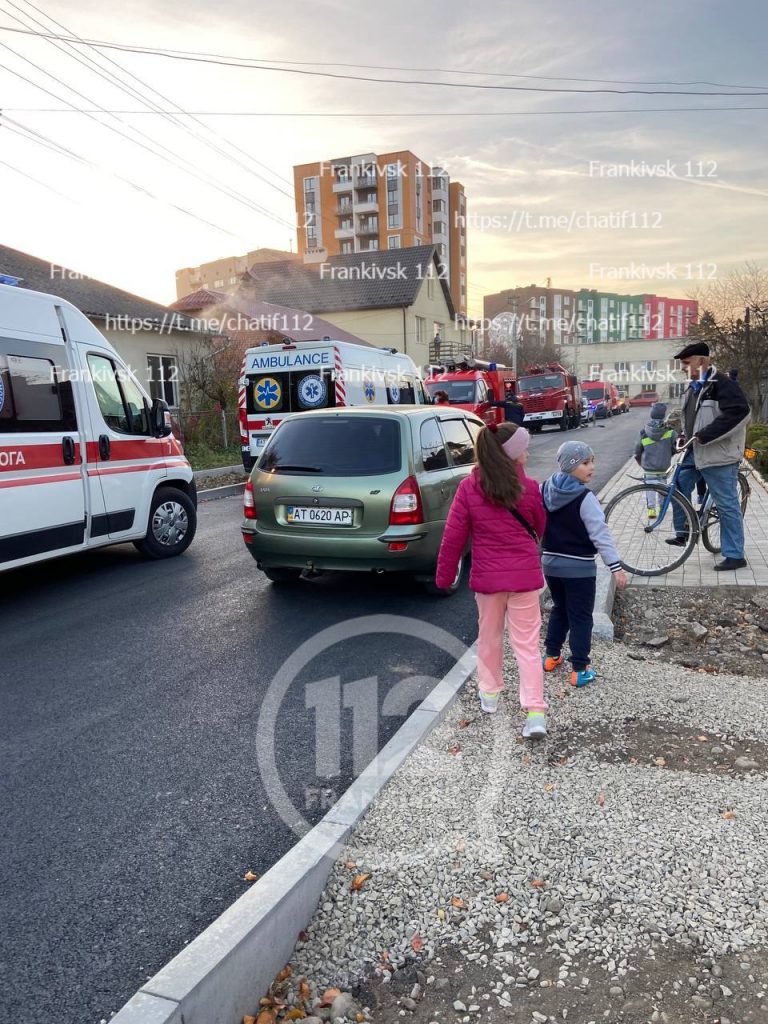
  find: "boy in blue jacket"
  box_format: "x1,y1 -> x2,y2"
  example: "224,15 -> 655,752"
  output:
541,441 -> 627,687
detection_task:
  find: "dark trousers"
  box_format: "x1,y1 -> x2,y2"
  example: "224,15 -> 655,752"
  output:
544,575 -> 596,670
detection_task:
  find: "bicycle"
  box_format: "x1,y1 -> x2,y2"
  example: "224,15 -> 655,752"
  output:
603,439 -> 754,576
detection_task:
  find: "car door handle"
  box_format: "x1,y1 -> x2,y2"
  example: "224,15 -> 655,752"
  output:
62,436 -> 76,466
99,434 -> 111,460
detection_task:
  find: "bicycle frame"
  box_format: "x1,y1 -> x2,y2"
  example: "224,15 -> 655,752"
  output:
631,437 -> 701,536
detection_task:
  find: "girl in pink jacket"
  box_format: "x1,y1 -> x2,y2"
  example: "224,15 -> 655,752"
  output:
436,423 -> 548,738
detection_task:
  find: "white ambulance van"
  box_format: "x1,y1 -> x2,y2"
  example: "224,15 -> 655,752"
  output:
238,339 -> 426,469
0,283 -> 197,573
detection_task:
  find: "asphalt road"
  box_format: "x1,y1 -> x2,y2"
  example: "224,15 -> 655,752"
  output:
0,408 -> 644,1024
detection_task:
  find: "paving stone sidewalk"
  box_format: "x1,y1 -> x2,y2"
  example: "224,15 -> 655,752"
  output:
599,461 -> 768,588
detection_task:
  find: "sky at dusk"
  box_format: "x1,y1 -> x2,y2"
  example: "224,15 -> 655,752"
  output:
1,0 -> 767,315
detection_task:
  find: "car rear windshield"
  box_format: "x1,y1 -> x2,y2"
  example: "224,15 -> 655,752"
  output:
257,416 -> 402,475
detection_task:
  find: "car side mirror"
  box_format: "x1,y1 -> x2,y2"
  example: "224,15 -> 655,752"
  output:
150,397 -> 173,438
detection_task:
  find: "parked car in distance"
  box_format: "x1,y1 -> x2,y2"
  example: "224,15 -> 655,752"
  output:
241,406 -> 485,594
580,397 -> 595,425
629,389 -> 660,407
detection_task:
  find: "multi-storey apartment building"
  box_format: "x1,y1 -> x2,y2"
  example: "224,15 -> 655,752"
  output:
293,150 -> 467,314
484,284 -> 697,347
175,248 -> 299,300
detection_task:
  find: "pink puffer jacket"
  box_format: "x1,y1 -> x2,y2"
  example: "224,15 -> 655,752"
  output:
435,465 -> 546,593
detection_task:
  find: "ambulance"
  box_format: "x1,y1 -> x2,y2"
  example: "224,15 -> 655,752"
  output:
239,339 -> 427,470
0,283 -> 197,574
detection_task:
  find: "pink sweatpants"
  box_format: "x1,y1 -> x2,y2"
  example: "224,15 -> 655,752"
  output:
475,591 -> 547,712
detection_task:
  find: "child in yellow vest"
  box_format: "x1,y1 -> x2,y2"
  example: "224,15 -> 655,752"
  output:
633,402 -> 677,518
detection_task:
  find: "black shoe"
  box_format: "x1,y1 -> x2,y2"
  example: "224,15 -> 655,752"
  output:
665,536 -> 688,547
714,558 -> 748,571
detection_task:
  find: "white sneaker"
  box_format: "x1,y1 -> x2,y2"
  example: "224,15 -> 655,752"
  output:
522,712 -> 547,739
479,691 -> 499,713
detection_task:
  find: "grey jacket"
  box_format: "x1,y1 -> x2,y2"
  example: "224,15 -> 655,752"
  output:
681,367 -> 751,469
634,420 -> 677,472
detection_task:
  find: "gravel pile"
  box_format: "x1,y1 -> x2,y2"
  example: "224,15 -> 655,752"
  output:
288,635 -> 768,1021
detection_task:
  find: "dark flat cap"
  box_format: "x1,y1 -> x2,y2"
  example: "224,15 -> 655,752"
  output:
674,341 -> 710,359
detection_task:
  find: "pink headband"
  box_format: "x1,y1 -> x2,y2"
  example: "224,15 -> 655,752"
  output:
501,427 -> 530,460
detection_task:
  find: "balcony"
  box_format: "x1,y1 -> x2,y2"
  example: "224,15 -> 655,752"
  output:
356,198 -> 379,214
336,204 -> 353,215
335,226 -> 355,240
358,219 -> 379,236
332,179 -> 354,194
354,174 -> 378,189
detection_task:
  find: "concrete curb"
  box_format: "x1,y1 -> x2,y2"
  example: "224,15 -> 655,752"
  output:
192,464 -> 244,480
111,643 -> 478,1024
590,454 -> 637,640
198,482 -> 246,502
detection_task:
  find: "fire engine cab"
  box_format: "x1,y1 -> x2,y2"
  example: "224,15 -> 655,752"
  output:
516,362 -> 581,433
0,283 -> 197,574
424,357 -> 517,425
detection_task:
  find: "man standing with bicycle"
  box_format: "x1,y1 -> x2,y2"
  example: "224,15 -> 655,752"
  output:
668,342 -> 751,570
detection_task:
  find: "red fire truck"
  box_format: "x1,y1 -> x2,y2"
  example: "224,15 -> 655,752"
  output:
516,363 -> 581,432
424,357 -> 517,425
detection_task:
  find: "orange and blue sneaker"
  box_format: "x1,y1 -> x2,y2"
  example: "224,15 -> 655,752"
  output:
542,654 -> 564,672
569,667 -> 596,688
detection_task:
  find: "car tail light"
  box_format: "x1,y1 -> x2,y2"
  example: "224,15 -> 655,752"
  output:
244,479 -> 257,520
389,476 -> 424,526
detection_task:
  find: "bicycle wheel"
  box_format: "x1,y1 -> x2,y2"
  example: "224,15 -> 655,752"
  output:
604,484 -> 698,576
701,472 -> 751,554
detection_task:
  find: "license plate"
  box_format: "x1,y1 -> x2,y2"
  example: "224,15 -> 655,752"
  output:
250,434 -> 267,450
286,505 -> 353,526
526,412 -> 545,420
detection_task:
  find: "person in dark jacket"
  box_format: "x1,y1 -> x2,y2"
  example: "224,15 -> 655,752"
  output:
668,342 -> 751,570
634,402 -> 677,518
492,393 -> 525,425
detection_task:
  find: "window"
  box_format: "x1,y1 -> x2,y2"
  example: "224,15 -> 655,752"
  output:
229,276 -> 239,285
432,199 -> 447,213
427,272 -> 434,300
341,241 -> 354,254
147,355 -> 179,408
259,415 -> 401,476
614,361 -> 630,374
87,354 -> 151,435
416,316 -> 427,347
439,418 -> 475,466
214,279 -> 224,288
388,235 -> 401,249
388,211 -> 400,228
420,418 -> 449,471
669,382 -> 687,398
367,240 -> 379,251
0,351 -> 77,433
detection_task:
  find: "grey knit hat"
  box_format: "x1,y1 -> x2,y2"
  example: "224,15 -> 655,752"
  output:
650,402 -> 667,420
557,440 -> 594,474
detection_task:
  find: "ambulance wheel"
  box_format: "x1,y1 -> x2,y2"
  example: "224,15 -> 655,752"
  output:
134,486 -> 197,559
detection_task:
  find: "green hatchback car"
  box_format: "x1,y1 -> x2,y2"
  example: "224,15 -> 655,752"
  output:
241,406 -> 484,594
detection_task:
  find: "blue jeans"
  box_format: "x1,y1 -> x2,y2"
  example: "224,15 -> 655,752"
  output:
672,452 -> 745,559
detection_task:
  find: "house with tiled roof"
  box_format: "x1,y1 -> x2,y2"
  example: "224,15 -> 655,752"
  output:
0,245 -> 215,407
176,246 -> 470,368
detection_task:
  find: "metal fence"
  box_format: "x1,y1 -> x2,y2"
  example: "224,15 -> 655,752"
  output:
173,407 -> 239,451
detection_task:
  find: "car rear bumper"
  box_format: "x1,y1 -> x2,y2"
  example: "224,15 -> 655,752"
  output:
241,521 -> 444,573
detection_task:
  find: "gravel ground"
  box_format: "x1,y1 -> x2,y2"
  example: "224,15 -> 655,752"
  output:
196,470 -> 246,491
274,624 -> 768,1024
614,587 -> 768,678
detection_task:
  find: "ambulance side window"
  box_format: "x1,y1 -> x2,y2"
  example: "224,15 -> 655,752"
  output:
0,350 -> 77,433
88,355 -> 151,436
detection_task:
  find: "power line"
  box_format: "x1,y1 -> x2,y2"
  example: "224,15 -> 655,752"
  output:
0,152 -> 79,201
0,25 -> 766,96
8,0 -> 296,195
5,105 -> 767,116
3,118 -> 244,239
0,28 -> 297,230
